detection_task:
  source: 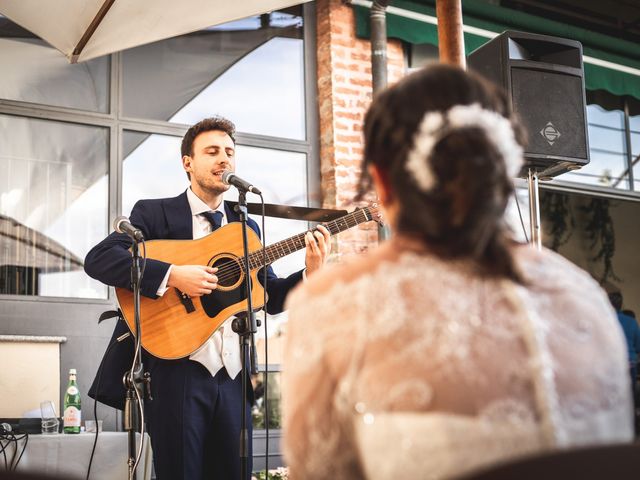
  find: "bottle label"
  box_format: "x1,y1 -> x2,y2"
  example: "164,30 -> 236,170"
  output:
63,406 -> 81,427
67,386 -> 79,395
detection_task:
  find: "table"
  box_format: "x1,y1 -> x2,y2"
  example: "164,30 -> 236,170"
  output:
7,432 -> 152,479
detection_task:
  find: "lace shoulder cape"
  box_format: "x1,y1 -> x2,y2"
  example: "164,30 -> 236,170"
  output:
282,246 -> 633,480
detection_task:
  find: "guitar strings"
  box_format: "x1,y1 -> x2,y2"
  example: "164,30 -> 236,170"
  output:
211,208 -> 374,284
218,208 -> 377,282
209,209 -> 369,281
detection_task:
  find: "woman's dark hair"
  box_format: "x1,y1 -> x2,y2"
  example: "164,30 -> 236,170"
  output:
357,64 -> 527,283
181,116 -> 236,180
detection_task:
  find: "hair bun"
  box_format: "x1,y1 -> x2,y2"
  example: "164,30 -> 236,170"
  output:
406,103 -> 523,193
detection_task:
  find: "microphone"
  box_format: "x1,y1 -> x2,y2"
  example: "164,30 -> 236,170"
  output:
113,216 -> 144,242
221,171 -> 262,195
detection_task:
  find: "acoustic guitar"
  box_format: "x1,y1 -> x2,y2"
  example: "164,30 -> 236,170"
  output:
115,205 -> 382,359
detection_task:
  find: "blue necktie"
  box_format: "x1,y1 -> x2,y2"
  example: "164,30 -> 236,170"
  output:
202,210 -> 223,231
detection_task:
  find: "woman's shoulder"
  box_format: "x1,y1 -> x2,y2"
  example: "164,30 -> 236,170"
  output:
303,248 -> 381,293
514,243 -> 602,291
287,242 -> 398,309
513,244 -> 617,327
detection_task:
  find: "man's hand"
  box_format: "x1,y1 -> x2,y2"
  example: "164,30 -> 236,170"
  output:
304,225 -> 331,276
167,265 -> 218,297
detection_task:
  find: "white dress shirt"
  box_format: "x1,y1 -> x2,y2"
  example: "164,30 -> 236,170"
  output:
156,188 -> 242,379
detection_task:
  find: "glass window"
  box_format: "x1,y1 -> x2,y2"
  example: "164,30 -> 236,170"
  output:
122,10 -> 305,140
586,103 -> 625,129
0,115 -> 109,298
561,150 -> 629,188
0,17 -> 110,112
251,370 -> 282,429
409,43 -> 439,69
631,113 -> 640,192
587,123 -> 626,154
122,133 -> 308,277
630,112 -> 640,132
122,132 -> 186,214
563,104 -> 630,189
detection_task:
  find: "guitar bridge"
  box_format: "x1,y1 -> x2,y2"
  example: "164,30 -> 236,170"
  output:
175,289 -> 195,313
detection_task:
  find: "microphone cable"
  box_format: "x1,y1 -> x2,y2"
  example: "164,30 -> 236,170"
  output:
86,323 -> 127,480
87,234 -> 147,480
0,424 -> 8,470
0,424 -> 28,471
259,194 -> 270,475
129,238 -> 148,480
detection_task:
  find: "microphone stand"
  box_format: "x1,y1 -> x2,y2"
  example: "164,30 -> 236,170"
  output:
232,189 -> 259,480
123,238 -> 144,480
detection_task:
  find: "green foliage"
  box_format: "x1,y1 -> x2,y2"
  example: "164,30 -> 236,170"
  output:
579,197 -> 620,283
251,371 -> 282,429
541,192 -> 620,283
541,191 -> 575,251
252,399 -> 282,429
253,467 -> 289,480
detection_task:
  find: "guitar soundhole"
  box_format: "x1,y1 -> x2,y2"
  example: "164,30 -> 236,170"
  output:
209,254 -> 243,291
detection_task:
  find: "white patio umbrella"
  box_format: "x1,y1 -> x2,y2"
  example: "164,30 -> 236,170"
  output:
0,0 -> 311,63
0,214 -> 84,271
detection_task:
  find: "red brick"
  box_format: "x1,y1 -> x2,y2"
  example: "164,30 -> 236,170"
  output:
315,0 -> 404,257
334,86 -> 360,96
336,134 -> 361,143
335,110 -> 361,120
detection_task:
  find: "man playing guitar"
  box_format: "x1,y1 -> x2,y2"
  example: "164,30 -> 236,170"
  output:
84,116 -> 331,480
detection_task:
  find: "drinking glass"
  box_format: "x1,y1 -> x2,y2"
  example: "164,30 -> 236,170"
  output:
85,420 -> 103,433
40,400 -> 60,434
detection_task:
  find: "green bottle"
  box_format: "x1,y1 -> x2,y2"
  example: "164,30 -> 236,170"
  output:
63,369 -> 81,434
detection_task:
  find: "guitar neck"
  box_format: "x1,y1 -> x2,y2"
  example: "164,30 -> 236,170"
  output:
248,207 -> 375,270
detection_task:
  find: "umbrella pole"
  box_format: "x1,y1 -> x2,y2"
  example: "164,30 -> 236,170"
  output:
436,0 -> 466,69
70,0 -> 116,63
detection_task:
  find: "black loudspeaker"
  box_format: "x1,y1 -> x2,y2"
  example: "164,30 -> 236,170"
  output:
467,31 -> 590,178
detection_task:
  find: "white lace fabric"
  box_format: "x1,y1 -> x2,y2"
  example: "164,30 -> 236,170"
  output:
282,245 -> 633,480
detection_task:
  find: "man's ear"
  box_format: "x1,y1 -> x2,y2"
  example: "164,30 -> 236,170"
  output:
182,155 -> 192,174
369,164 -> 394,206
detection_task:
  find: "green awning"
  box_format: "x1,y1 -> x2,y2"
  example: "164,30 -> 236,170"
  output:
354,0 -> 640,102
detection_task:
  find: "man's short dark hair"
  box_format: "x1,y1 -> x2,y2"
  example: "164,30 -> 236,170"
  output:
608,292 -> 623,311
181,117 -> 236,180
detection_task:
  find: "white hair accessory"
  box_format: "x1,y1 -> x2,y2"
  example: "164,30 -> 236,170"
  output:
405,103 -> 524,192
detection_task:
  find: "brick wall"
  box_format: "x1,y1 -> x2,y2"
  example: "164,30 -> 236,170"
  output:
316,0 -> 405,260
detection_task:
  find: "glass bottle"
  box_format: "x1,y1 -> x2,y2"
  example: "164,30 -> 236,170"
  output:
63,368 -> 81,434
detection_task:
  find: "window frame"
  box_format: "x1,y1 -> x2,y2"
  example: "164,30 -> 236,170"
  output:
550,96 -> 639,199
0,2 -> 319,304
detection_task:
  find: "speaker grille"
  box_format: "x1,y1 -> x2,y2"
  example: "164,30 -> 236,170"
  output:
511,68 -> 587,161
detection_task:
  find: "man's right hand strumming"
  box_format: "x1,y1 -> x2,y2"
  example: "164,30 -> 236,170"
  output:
168,265 -> 218,297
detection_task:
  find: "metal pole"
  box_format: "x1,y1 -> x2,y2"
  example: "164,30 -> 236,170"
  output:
232,190 -> 258,480
623,98 -> 635,190
436,0 -> 466,69
370,0 -> 392,241
527,169 -> 542,250
370,0 -> 389,96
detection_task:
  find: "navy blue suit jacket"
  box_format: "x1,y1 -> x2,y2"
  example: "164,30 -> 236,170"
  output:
85,191 -> 303,409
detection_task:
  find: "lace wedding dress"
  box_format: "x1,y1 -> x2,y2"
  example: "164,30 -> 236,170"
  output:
282,245 -> 633,480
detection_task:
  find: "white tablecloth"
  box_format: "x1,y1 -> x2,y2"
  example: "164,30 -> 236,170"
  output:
11,432 -> 152,479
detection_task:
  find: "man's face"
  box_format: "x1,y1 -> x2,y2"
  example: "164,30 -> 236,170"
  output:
183,130 -> 235,197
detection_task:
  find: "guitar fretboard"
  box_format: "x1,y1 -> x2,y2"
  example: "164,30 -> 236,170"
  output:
247,207 -> 374,270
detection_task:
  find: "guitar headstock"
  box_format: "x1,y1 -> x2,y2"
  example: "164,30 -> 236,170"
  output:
364,203 -> 384,225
